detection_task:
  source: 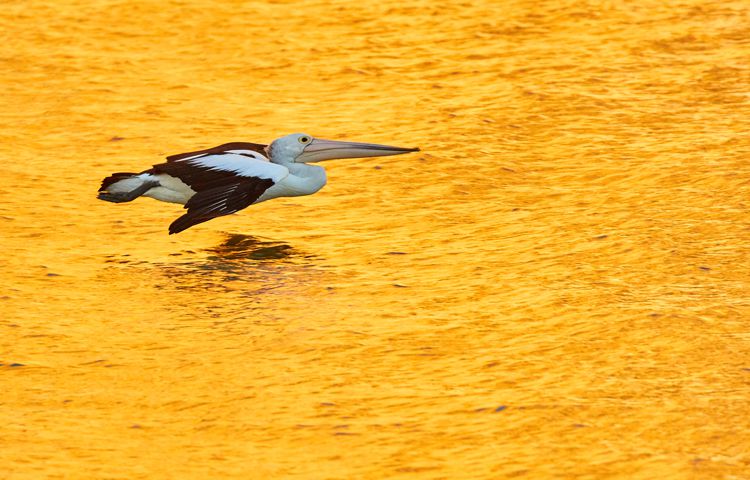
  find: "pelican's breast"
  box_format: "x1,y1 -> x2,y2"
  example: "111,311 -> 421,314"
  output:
256,165 -> 326,202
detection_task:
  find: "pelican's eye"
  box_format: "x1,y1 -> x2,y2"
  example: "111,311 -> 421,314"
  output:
298,136 -> 311,144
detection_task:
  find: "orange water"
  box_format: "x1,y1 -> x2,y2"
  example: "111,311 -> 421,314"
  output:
2,0 -> 750,478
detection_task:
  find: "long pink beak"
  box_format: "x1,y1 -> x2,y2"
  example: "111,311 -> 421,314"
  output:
299,138 -> 420,163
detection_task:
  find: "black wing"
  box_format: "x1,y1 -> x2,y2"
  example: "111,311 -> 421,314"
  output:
166,142 -> 268,162
168,177 -> 275,235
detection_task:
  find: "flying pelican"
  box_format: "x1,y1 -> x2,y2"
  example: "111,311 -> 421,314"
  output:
97,133 -> 419,234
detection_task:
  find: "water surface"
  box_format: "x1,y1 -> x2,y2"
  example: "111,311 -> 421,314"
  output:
2,0 -> 750,478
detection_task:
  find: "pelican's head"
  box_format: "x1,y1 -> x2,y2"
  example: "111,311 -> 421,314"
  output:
268,133 -> 419,164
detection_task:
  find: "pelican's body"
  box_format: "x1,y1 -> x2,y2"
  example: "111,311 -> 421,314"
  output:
98,133 -> 419,234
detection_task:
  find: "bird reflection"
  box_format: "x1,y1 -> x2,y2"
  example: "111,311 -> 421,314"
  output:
106,233 -> 322,326
103,233 -> 319,305
204,234 -> 300,262
153,233 -> 319,299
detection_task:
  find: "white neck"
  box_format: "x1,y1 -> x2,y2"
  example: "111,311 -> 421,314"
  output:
271,159 -> 327,196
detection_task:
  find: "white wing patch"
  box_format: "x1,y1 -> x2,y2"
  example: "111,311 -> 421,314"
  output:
224,150 -> 271,161
175,149 -> 268,163
187,153 -> 288,182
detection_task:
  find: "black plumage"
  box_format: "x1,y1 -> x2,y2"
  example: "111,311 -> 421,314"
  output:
168,177 -> 275,234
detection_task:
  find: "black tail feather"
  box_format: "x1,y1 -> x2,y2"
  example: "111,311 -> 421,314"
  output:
99,172 -> 139,191
97,173 -> 159,203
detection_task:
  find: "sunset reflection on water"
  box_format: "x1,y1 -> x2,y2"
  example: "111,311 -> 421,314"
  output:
2,0 -> 750,478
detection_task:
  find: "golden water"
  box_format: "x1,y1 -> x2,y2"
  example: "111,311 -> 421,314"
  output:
2,0 -> 749,478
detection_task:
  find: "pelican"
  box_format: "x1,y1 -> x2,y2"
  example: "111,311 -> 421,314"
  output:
97,133 -> 419,234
